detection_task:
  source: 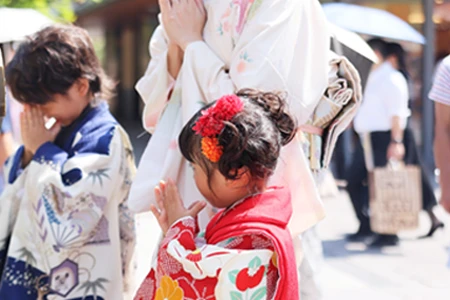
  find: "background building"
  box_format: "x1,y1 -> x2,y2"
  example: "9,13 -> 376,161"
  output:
75,0 -> 160,121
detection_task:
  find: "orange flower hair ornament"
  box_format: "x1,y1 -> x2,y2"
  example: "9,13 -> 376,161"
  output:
192,95 -> 244,163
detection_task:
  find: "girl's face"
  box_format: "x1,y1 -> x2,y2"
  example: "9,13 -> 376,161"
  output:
39,79 -> 91,126
191,163 -> 249,209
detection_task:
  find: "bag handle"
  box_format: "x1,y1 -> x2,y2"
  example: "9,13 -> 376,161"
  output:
387,159 -> 405,170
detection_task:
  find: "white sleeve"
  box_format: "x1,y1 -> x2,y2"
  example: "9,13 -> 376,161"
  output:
138,0 -> 330,128
182,0 -> 329,113
135,25 -> 175,133
383,73 -> 410,118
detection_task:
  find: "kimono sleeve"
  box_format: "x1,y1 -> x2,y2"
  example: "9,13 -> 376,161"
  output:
135,25 -> 176,133
181,0 -> 329,122
19,126 -> 126,247
138,0 -> 329,132
0,149 -> 27,252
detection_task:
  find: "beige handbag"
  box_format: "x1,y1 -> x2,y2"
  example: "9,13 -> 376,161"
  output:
361,133 -> 422,234
369,162 -> 422,234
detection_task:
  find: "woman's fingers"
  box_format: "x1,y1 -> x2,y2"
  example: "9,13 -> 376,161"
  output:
158,0 -> 171,13
193,0 -> 205,14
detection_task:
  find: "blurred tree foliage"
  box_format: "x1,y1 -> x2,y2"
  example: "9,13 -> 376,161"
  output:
0,0 -> 102,22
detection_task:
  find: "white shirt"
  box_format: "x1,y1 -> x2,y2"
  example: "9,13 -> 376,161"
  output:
354,62 -> 410,133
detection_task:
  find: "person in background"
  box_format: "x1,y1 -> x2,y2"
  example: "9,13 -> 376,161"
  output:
346,38 -> 409,247
429,54 -> 450,214
387,42 -> 444,238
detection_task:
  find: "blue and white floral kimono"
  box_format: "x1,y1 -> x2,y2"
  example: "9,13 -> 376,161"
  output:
0,102 -> 136,300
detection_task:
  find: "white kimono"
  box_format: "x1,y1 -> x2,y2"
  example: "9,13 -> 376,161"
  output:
129,0 -> 330,263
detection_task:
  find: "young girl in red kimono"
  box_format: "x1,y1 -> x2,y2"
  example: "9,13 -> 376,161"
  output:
134,89 -> 299,300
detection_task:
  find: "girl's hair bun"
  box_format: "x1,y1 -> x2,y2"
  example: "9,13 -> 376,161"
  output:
237,89 -> 296,146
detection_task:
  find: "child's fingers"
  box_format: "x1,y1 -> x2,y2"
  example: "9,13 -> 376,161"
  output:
188,201 -> 206,217
150,204 -> 160,219
159,180 -> 167,196
20,112 -> 27,128
154,186 -> 165,210
167,179 -> 182,204
23,107 -> 32,124
20,112 -> 29,141
35,107 -> 44,118
29,106 -> 39,125
187,201 -> 201,210
48,121 -> 62,139
150,204 -> 167,230
157,185 -> 174,217
32,106 -> 45,128
162,179 -> 173,203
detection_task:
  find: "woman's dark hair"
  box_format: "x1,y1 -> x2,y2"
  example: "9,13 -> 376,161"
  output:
6,24 -> 115,104
386,42 -> 409,80
179,89 -> 297,186
367,38 -> 389,59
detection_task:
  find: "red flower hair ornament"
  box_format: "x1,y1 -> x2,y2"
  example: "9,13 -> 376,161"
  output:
192,95 -> 244,163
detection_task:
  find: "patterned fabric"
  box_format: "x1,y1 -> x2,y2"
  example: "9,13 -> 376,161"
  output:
135,221 -> 277,300
0,103 -> 137,299
429,55 -> 450,106
134,187 -> 298,300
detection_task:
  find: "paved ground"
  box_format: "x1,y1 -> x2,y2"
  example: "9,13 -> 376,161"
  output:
318,191 -> 450,300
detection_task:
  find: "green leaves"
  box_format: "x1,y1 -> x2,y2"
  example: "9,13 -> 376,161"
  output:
250,287 -> 267,300
228,269 -> 239,284
0,0 -> 106,22
230,291 -> 243,300
248,256 -> 261,270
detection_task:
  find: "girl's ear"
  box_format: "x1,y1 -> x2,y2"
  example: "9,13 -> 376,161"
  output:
76,78 -> 90,97
225,167 -> 251,188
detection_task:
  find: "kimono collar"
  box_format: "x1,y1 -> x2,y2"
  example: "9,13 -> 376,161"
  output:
205,186 -> 292,236
54,101 -> 111,151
